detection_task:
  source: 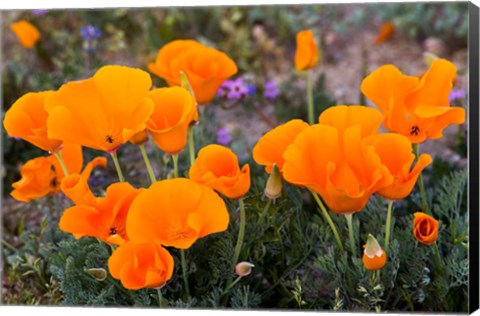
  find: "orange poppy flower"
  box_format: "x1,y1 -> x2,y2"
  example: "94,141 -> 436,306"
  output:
148,39 -> 238,105
189,144 -> 250,199
59,182 -> 144,245
252,119 -> 309,174
282,123 -> 392,214
45,65 -> 154,152
10,20 -> 40,49
129,130 -> 149,146
366,133 -> 432,200
146,87 -> 198,154
108,241 -> 174,290
4,91 -> 62,153
10,144 -> 104,202
362,234 -> 387,270
294,30 -> 318,71
374,21 -> 395,45
126,178 -> 229,249
61,174 -> 97,207
413,212 -> 439,245
361,59 -> 465,143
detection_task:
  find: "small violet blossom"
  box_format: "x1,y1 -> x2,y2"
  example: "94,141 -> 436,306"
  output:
448,89 -> 465,103
32,9 -> 49,16
80,25 -> 102,42
263,80 -> 280,100
217,77 -> 249,100
216,127 -> 233,146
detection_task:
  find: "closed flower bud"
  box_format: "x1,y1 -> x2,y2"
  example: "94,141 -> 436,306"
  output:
235,261 -> 255,277
85,268 -> 107,281
265,163 -> 282,200
362,234 -> 387,271
413,212 -> 439,245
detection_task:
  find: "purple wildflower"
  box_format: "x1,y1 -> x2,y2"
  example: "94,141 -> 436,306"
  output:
32,9 -> 49,16
216,127 -> 233,146
80,25 -> 102,42
448,89 -> 465,103
247,84 -> 257,96
263,80 -> 280,100
218,77 -> 249,100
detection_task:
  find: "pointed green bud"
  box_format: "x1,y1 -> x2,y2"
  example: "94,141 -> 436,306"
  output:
85,268 -> 107,281
364,234 -> 383,258
265,163 -> 282,200
235,261 -> 255,277
180,71 -> 196,99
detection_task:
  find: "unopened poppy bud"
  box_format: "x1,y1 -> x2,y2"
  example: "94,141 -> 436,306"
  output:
413,212 -> 439,245
85,268 -> 107,281
362,234 -> 387,271
129,130 -> 149,145
422,52 -> 439,68
265,163 -> 282,200
235,261 -> 255,277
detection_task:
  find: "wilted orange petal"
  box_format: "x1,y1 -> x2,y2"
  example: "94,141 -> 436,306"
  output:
80,157 -> 108,179
61,174 -> 96,206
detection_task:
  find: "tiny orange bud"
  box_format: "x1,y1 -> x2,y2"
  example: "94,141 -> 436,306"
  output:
362,234 -> 387,271
235,261 -> 255,277
413,212 -> 439,245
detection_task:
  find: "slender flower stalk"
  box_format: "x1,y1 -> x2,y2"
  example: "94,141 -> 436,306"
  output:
139,144 -> 156,184
413,144 -> 430,213
345,214 -> 356,256
180,249 -> 190,296
172,154 -> 179,178
385,200 -> 394,251
223,276 -> 242,295
306,70 -> 314,125
259,199 -> 272,222
310,191 -> 344,252
232,198 -> 247,272
110,151 -> 124,182
157,288 -> 164,307
54,151 -> 69,176
188,127 -> 195,166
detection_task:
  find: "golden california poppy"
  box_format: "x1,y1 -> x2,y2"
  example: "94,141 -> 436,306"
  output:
4,91 -> 62,153
146,87 -> 198,154
413,212 -> 439,245
362,234 -> 387,270
10,20 -> 40,49
282,123 -> 392,214
108,241 -> 174,290
61,174 -> 97,207
294,30 -> 318,71
45,65 -> 154,152
10,144 -> 103,202
252,119 -> 309,174
189,144 -> 250,199
374,21 -> 395,45
59,182 -> 144,245
126,178 -> 229,249
148,39 -> 238,105
361,59 -> 465,143
366,133 -> 432,200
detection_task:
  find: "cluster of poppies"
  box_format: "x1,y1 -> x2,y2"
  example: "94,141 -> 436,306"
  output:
5,23 -> 465,293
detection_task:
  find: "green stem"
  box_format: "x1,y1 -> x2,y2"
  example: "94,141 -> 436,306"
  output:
157,288 -> 163,307
310,191 -> 344,252
345,214 -> 356,256
413,144 -> 430,213
2,239 -> 17,252
385,200 -> 394,251
172,154 -> 179,178
232,198 -> 246,271
433,242 -> 443,271
306,70 -> 315,125
110,151 -> 125,182
188,127 -> 195,167
54,151 -> 69,176
259,199 -> 272,222
223,276 -> 242,295
139,144 -> 156,184
180,249 -> 190,296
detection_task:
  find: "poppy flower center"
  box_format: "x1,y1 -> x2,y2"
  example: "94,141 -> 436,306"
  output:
109,227 -> 117,235
105,135 -> 115,144
419,221 -> 430,236
410,125 -> 420,136
167,221 -> 197,241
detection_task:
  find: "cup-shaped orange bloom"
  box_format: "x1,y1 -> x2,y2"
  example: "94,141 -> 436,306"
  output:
252,119 -> 308,174
282,123 -> 393,214
189,144 -> 250,199
61,174 -> 97,207
374,21 -> 395,44
108,241 -> 174,290
11,20 -> 40,49
146,87 -> 197,154
361,59 -> 465,143
10,144 -> 103,202
362,234 -> 387,270
413,212 -> 439,245
127,178 -> 229,249
148,39 -> 238,105
59,182 -> 144,245
45,65 -> 154,152
294,30 -> 318,71
4,91 -> 62,153
366,133 -> 432,200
